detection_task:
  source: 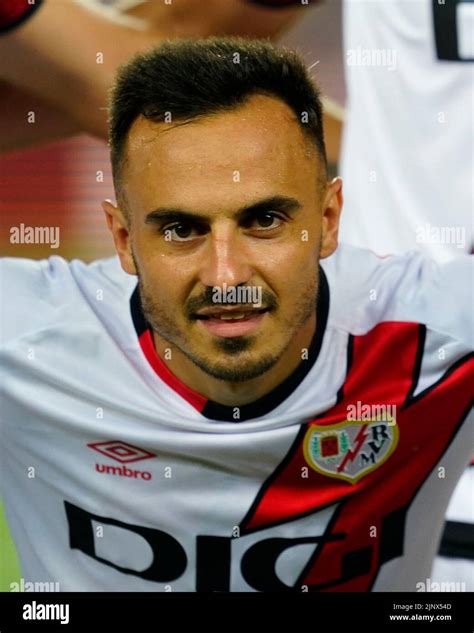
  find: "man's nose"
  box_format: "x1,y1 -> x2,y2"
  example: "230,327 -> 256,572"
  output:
199,223 -> 253,289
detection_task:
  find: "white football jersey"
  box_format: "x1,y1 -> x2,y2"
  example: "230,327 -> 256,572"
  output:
339,0 -> 474,259
0,245 -> 472,591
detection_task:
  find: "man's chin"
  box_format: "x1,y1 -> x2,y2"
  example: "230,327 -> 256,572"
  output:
186,348 -> 281,383
213,334 -> 255,355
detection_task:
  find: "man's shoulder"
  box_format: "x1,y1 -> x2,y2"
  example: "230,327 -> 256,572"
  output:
322,243 -> 473,348
0,253 -> 132,291
0,255 -> 135,345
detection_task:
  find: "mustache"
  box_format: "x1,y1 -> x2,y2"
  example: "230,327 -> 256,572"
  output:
185,286 -> 278,319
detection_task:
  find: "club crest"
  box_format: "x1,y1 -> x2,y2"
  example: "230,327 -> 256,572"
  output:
303,418 -> 399,484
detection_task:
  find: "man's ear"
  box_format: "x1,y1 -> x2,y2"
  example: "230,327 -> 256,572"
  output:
101,199 -> 137,275
320,177 -> 343,260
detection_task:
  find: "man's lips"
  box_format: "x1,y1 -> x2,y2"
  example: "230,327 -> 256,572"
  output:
193,307 -> 270,337
194,306 -> 268,319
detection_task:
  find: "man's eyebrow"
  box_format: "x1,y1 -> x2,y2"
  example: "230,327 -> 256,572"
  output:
144,195 -> 302,225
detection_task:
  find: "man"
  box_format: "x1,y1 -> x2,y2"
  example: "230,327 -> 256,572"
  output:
0,38 -> 472,592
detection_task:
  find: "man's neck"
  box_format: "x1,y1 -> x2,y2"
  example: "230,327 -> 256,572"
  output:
152,313 -> 317,407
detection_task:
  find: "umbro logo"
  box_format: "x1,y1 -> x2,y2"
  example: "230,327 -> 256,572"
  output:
88,440 -> 155,481
88,440 -> 156,463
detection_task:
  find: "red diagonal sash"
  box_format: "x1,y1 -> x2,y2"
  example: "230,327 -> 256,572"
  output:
241,322 -> 473,591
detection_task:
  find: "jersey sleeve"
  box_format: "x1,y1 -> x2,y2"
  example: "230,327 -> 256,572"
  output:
325,245 -> 473,351
391,253 -> 473,350
0,256 -> 72,346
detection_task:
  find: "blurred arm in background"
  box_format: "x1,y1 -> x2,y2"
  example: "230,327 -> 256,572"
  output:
0,0 -> 301,150
0,0 -> 164,144
0,80 -> 79,152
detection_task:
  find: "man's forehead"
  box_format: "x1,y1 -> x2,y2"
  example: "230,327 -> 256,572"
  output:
123,94 -> 317,170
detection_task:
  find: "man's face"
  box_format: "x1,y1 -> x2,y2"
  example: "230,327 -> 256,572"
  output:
105,94 -> 341,383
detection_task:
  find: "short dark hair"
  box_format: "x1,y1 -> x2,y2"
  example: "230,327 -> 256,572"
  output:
108,37 -> 327,204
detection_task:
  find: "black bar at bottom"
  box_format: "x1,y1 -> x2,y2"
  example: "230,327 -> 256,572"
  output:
0,592 -> 472,633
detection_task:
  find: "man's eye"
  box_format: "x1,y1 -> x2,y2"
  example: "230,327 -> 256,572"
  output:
252,213 -> 283,230
163,223 -> 196,242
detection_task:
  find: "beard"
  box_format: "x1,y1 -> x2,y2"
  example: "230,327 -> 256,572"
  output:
135,258 -> 319,383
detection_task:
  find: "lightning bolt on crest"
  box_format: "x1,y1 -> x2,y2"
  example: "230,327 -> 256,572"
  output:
337,424 -> 368,473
